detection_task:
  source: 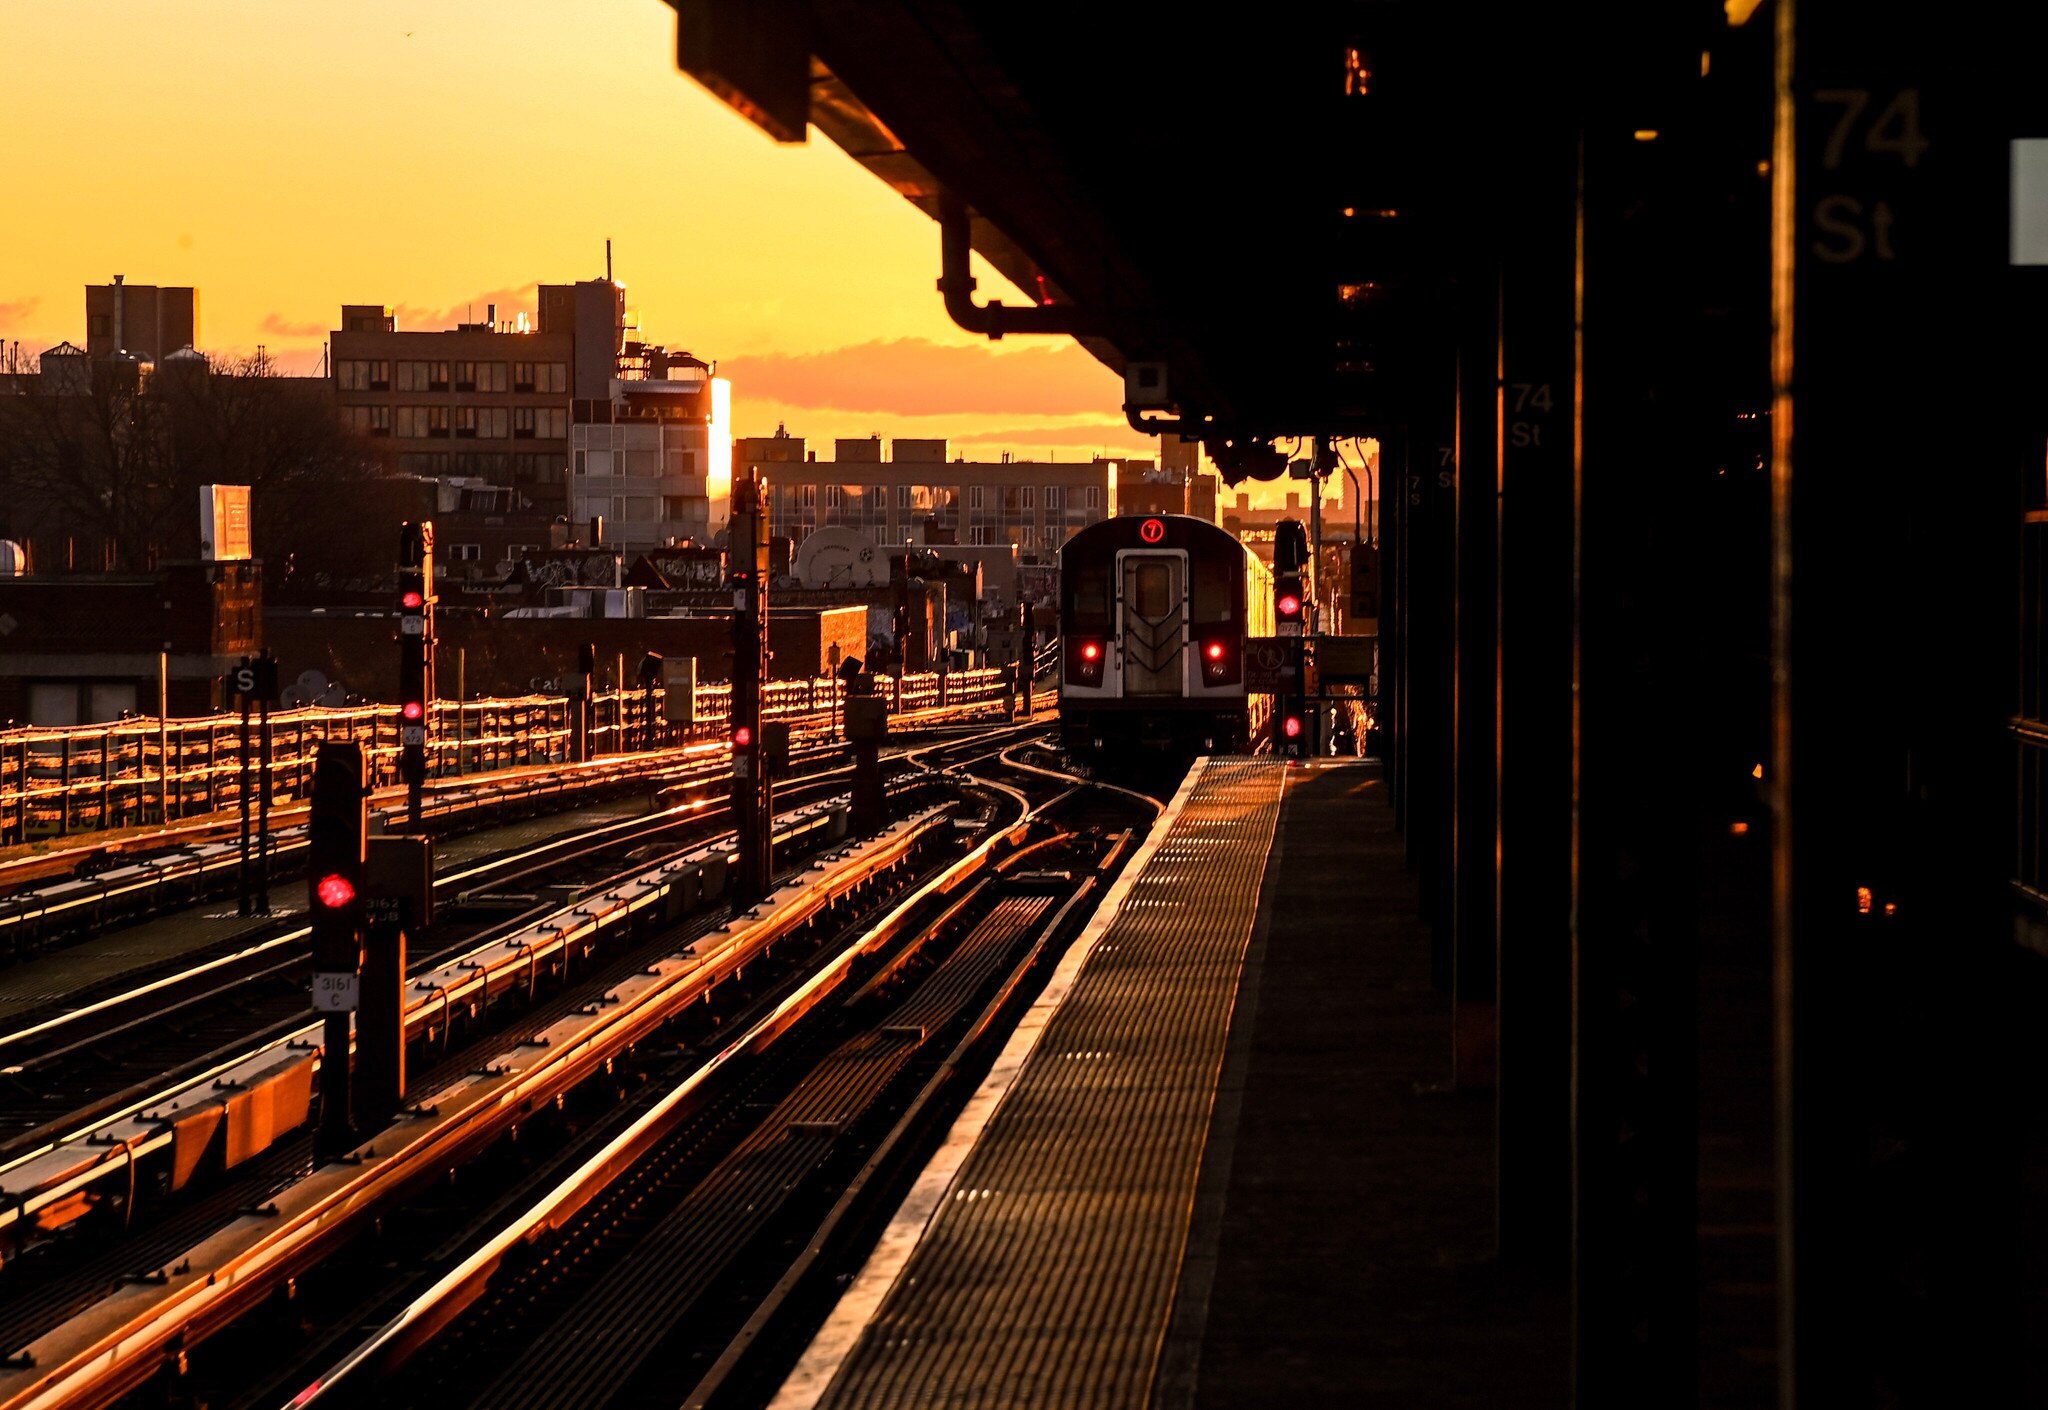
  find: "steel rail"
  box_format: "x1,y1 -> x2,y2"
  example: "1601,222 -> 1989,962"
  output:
280,763 -> 1088,1408
0,795 -> 864,1241
0,810 -> 956,1410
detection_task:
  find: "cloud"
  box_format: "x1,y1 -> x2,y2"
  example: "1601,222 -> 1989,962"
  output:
0,296 -> 42,329
394,282 -> 539,330
260,312 -> 328,339
721,338 -> 1119,417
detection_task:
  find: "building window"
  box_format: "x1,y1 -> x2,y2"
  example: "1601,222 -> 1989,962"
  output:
824,484 -> 842,509
801,484 -> 817,508
664,495 -> 694,521
665,449 -> 697,476
513,407 -> 536,439
89,314 -> 111,338
513,361 -> 535,392
967,485 -> 985,510
449,543 -> 483,562
1085,485 -> 1102,510
427,406 -> 450,437
1045,485 -> 1065,510
896,485 -> 911,508
396,405 -> 429,438
574,450 -> 587,474
428,360 -> 449,391
536,362 -> 567,394
1019,486 -> 1036,510
870,484 -> 886,511
345,405 -> 392,436
536,407 -> 567,438
1020,526 -> 1035,548
396,360 -> 431,391
449,406 -> 507,439
449,360 -> 508,393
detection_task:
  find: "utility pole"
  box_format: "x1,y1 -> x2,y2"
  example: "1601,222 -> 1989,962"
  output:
730,471 -> 773,902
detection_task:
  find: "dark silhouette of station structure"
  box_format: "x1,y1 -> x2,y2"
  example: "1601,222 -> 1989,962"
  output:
668,3 -> 2045,1404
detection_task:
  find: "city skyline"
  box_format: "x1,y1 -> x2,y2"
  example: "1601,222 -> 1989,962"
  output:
0,0 -> 1316,504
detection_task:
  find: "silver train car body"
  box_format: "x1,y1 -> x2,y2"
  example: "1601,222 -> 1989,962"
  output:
1058,513 -> 1274,754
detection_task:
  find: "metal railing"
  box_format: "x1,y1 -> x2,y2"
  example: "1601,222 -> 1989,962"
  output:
0,668 -> 1013,843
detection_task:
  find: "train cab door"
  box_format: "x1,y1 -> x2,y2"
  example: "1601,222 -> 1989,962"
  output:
1117,551 -> 1187,697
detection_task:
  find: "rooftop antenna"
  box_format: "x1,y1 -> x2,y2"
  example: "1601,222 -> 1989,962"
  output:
606,239 -> 613,286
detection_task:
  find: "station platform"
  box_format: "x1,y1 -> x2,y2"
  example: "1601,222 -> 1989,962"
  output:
770,756 -> 1567,1409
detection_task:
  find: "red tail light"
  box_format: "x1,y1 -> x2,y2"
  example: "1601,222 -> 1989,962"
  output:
1199,636 -> 1240,685
1066,638 -> 1106,687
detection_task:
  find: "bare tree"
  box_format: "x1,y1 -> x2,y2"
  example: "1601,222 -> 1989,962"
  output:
0,352 -> 393,577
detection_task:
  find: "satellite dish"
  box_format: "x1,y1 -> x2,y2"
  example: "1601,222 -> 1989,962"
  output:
282,669 -> 348,708
794,525 -> 885,588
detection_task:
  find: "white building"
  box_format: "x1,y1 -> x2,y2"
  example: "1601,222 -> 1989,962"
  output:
569,372 -> 730,549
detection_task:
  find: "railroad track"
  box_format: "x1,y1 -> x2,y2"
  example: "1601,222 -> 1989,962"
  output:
0,724 -> 1024,1088
0,772 -> 871,1165
0,722 -> 1063,1408
212,746 -> 1151,1410
0,691 -> 1036,965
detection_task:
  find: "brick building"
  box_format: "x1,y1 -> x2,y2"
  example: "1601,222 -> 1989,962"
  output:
330,279 -> 718,523
84,275 -> 197,359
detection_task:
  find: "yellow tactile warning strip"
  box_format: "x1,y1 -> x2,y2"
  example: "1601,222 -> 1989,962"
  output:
784,757 -> 1287,1410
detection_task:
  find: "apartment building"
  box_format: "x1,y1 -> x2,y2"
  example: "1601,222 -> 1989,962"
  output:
733,430 -> 1116,562
329,278 -> 707,516
330,300 -> 577,497
568,369 -> 729,550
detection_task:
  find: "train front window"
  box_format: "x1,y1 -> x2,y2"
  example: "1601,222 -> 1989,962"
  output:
1191,550 -> 1236,623
1132,561 -> 1173,618
1068,565 -> 1110,625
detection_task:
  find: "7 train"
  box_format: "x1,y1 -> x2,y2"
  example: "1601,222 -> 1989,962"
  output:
1057,513 -> 1274,755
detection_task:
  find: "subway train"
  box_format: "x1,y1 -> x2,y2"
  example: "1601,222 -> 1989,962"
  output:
1057,513 -> 1274,755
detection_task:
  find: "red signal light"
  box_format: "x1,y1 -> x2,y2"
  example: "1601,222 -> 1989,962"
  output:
1283,716 -> 1303,739
314,873 -> 356,909
1081,642 -> 1101,662
401,591 -> 424,609
402,700 -> 424,721
1206,641 -> 1225,661
732,725 -> 753,748
1277,594 -> 1302,618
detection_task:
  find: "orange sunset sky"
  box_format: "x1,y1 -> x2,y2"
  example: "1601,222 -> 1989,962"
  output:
1,0 -> 1318,506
